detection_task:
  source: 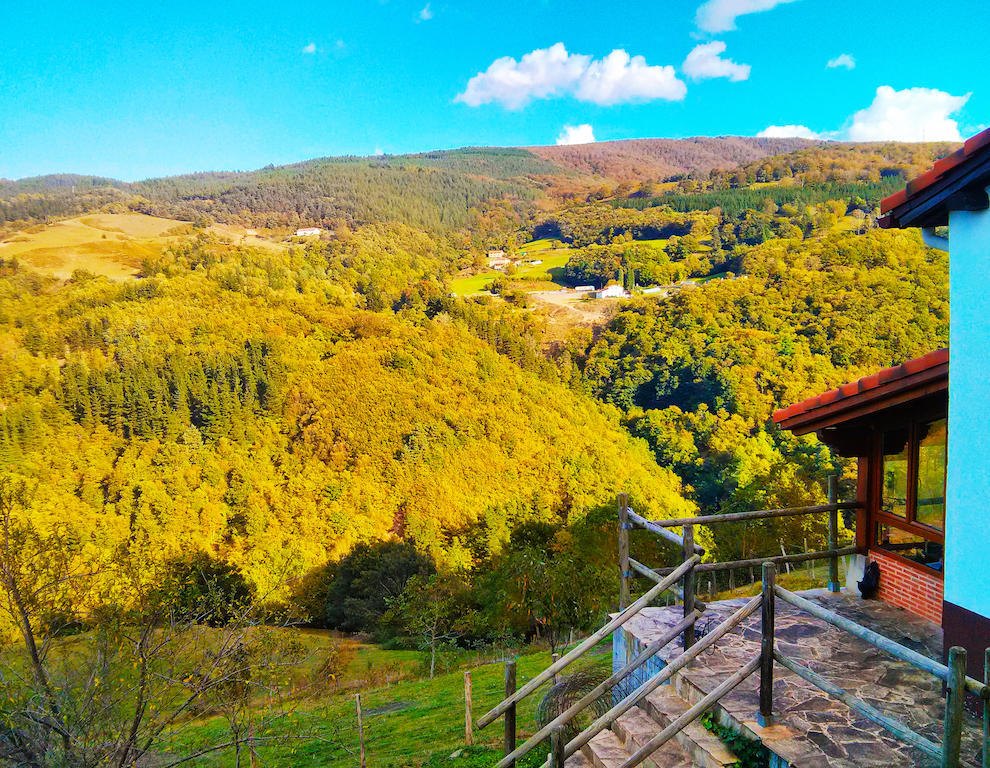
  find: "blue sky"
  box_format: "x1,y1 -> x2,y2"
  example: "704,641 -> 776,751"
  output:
1,0 -> 987,180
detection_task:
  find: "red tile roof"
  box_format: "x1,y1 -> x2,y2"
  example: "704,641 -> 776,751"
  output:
773,348 -> 948,431
880,127 -> 990,215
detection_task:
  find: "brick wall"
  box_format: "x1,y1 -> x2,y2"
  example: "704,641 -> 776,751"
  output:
869,548 -> 943,624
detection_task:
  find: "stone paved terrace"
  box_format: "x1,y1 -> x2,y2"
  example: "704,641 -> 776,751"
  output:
615,589 -> 985,767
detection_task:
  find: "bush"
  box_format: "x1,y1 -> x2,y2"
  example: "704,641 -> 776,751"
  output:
302,540 -> 435,633
155,552 -> 253,627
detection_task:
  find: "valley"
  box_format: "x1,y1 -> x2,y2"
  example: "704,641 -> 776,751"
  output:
0,135 -> 953,766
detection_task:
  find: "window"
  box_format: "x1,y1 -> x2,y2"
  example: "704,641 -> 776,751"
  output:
915,418 -> 947,531
874,414 -> 947,571
881,427 -> 910,518
876,522 -> 944,570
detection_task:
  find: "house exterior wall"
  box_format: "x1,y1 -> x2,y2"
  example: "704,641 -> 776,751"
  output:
868,548 -> 943,624
943,187 -> 990,683
945,194 -> 990,621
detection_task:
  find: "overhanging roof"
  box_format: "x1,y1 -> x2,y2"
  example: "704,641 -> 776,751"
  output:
878,128 -> 990,229
773,349 -> 948,435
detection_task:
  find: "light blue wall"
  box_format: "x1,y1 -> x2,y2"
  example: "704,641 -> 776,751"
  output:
944,190 -> 990,617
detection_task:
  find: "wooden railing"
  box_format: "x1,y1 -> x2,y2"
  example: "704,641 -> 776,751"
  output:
478,484 -> 988,768
478,555 -> 702,768
763,561 -> 989,768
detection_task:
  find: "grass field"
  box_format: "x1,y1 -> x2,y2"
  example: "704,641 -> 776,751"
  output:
0,213 -> 189,280
450,240 -> 573,296
179,641 -> 611,767
0,213 -> 288,280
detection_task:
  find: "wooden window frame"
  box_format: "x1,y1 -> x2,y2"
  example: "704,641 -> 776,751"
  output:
868,404 -> 946,577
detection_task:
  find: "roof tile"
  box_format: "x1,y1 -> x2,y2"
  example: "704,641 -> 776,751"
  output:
880,188 -> 908,214
964,127 -> 990,156
883,127 -> 990,218
772,348 -> 948,425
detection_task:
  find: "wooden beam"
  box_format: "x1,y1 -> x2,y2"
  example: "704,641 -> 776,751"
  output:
643,502 -> 859,529
477,554 -> 701,729
619,655 -> 761,768
627,509 -> 704,554
496,610 -> 702,768
545,595 -> 763,767
650,547 -> 858,576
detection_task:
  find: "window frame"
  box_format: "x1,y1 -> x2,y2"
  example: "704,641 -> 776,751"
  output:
869,403 -> 947,576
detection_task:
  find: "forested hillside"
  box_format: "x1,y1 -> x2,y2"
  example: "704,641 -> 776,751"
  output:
0,136 -> 953,619
528,136 -> 817,181
0,230 -> 690,602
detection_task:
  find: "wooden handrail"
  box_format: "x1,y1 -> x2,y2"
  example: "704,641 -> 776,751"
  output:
627,509 -> 705,555
627,558 -> 706,612
775,585 -> 989,699
546,594 -> 763,767
495,609 -> 703,768
619,655 -> 761,768
643,501 -> 861,529
774,650 -> 941,759
477,554 -> 701,730
649,546 -> 859,576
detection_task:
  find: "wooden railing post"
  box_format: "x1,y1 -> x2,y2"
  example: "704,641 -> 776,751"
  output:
504,659 -> 517,768
618,494 -> 631,611
682,524 -> 696,651
827,475 -> 841,592
550,725 -> 565,768
759,561 -> 776,727
943,646 -> 966,768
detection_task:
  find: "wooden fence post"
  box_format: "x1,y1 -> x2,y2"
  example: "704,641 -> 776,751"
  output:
464,671 -> 474,746
943,646 -> 966,768
504,659 -> 517,768
759,561 -> 776,727
618,494 -> 631,611
552,653 -> 560,685
827,475 -> 841,592
550,725 -> 565,768
355,693 -> 366,768
682,524 -> 696,651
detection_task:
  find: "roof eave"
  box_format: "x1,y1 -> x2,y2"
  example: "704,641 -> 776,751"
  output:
776,361 -> 948,435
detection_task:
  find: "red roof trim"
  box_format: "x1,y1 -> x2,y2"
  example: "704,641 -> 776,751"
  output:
773,349 -> 948,431
880,126 -> 990,214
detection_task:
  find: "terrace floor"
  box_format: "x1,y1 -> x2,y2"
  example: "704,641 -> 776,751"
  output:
617,589 -> 985,767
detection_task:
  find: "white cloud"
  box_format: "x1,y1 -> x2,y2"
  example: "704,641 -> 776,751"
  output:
455,43 -> 685,109
756,85 -> 970,143
575,50 -> 686,105
374,146 -> 385,156
826,53 -> 855,70
301,42 -> 317,54
418,3 -> 433,21
846,86 -> 970,142
695,0 -> 800,33
757,124 -> 821,139
682,41 -> 750,82
556,124 -> 596,145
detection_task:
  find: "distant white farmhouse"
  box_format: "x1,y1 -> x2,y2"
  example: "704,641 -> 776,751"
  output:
592,284 -> 628,299
295,227 -> 322,237
486,249 -> 511,270
574,285 -> 595,293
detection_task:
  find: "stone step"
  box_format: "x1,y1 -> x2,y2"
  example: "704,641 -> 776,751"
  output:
581,728 -> 633,768
612,707 -> 695,768
642,686 -> 740,768
564,747 -> 594,768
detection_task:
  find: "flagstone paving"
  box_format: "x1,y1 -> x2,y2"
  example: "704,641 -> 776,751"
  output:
618,589 -> 984,767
